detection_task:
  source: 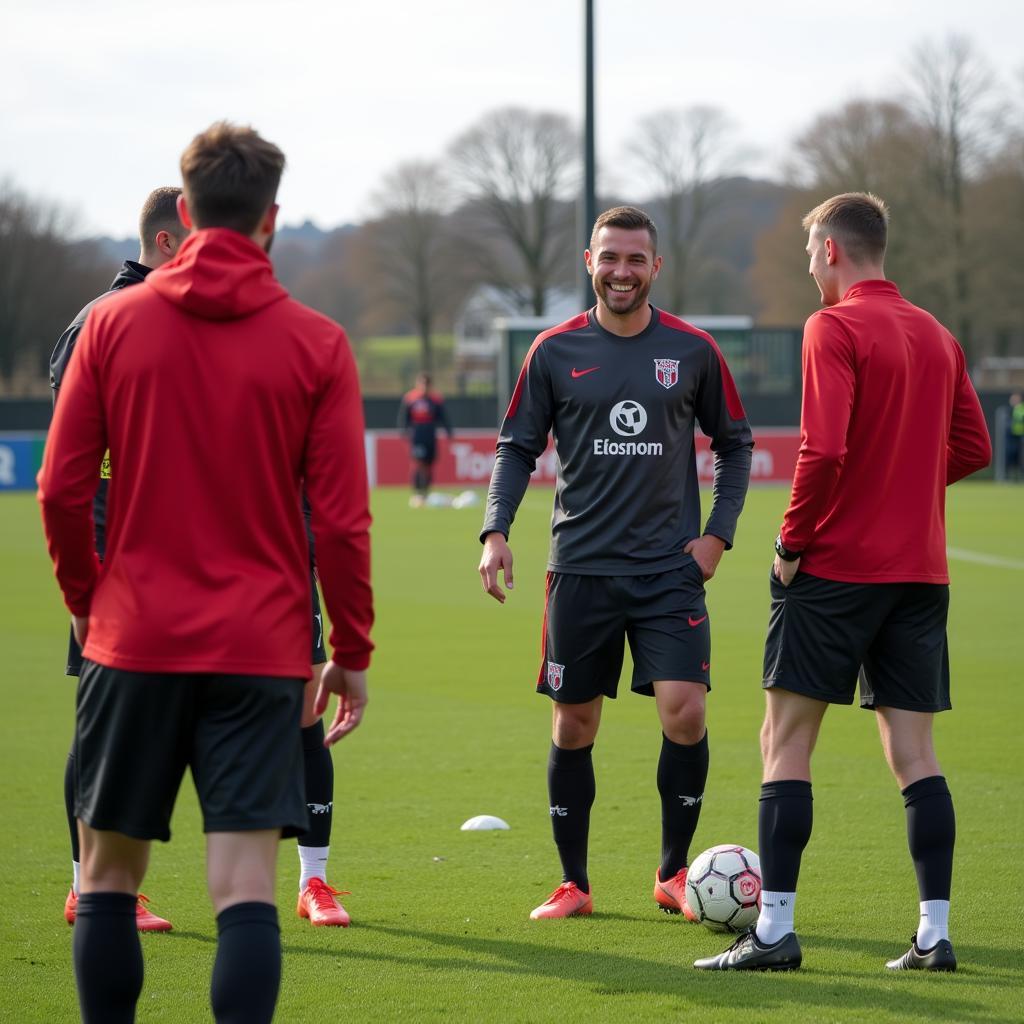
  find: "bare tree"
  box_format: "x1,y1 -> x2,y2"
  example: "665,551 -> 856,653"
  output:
284,229 -> 367,342
755,98 -> 939,326
908,34 -> 999,354
790,99 -> 928,194
448,107 -> 579,315
786,98 -> 954,310
962,65 -> 1024,358
0,181 -> 110,391
628,106 -> 744,314
364,161 -> 451,373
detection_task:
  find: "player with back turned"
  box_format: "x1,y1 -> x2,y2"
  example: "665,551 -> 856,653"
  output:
38,122 -> 373,1023
695,193 -> 991,973
50,187 -> 186,931
51,191 -> 353,933
479,206 -> 753,921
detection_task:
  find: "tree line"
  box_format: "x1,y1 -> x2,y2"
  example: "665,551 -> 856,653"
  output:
1,34 -> 1020,392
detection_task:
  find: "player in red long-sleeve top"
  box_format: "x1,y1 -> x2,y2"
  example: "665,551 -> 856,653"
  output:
696,192 -> 990,974
38,122 -> 373,1024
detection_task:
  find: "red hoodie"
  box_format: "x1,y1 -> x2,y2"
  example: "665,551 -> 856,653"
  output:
38,229 -> 373,677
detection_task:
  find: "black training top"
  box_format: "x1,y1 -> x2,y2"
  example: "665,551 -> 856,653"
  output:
481,306 -> 753,575
49,260 -> 151,557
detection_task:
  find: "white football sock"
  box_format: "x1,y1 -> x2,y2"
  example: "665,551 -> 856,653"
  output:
755,890 -> 796,945
916,900 -> 950,949
72,860 -> 80,897
298,845 -> 329,891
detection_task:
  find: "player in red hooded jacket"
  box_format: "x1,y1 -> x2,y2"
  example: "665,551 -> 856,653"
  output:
38,122 -> 373,1024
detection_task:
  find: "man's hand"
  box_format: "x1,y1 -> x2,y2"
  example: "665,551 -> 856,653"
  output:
478,532 -> 514,603
684,535 -> 726,581
314,662 -> 368,746
773,554 -> 800,587
72,615 -> 89,648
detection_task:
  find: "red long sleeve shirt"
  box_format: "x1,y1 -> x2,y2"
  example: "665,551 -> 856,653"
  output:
781,280 -> 991,584
38,229 -> 373,677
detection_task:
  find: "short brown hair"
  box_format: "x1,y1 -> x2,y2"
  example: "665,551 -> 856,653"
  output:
590,205 -> 658,253
802,192 -> 889,264
138,186 -> 183,245
180,122 -> 286,234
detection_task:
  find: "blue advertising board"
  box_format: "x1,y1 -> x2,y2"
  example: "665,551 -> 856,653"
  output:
0,433 -> 46,491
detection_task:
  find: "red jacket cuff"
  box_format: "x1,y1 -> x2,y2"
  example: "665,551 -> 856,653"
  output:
332,652 -> 370,672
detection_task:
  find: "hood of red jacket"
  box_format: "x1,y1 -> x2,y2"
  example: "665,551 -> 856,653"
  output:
145,228 -> 288,321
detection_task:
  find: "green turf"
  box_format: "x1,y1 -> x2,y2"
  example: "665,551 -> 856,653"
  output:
1,484 -> 1022,1023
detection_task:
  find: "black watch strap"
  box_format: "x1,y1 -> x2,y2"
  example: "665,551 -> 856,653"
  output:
774,535 -> 802,561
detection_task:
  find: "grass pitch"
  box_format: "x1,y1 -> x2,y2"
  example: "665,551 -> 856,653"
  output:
1,483 -> 1022,1023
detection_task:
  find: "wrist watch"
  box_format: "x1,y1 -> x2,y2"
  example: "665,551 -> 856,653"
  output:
774,535 -> 802,562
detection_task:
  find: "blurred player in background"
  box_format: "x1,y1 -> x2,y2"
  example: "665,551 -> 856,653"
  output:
399,371 -> 453,505
695,192 -> 991,973
51,187 -> 186,931
39,122 -> 373,1023
479,206 -> 753,922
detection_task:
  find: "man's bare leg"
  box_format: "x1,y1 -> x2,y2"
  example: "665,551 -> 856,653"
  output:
207,829 -> 282,1024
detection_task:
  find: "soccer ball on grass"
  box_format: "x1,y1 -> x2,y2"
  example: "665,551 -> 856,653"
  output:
684,844 -> 761,932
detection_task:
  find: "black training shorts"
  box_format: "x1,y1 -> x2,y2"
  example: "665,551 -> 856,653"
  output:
536,563 -> 711,702
74,661 -> 308,841
67,569 -> 326,675
411,440 -> 437,463
762,569 -> 951,712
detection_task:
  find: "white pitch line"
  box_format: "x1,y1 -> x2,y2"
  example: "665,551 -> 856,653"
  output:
947,547 -> 1024,570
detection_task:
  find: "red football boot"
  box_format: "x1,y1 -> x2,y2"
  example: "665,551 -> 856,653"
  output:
530,881 -> 593,920
654,867 -> 698,921
297,878 -> 351,927
64,889 -> 173,931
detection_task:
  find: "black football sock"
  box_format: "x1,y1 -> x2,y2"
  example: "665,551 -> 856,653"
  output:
657,730 -> 709,879
298,721 -> 334,849
758,780 -> 813,891
210,902 -> 281,1024
547,742 -> 595,893
903,775 -> 955,901
65,744 -> 80,864
73,892 -> 143,1024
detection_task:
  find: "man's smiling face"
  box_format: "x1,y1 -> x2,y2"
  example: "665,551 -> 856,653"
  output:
586,225 -> 662,317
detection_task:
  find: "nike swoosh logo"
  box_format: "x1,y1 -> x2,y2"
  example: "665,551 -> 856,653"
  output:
688,615 -> 708,627
702,661 -> 710,671
727,939 -> 754,965
571,366 -> 600,378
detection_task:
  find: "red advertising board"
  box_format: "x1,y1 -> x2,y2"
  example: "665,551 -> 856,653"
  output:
369,430 -> 801,487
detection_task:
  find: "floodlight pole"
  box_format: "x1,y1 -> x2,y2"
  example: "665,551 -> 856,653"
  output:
581,0 -> 596,310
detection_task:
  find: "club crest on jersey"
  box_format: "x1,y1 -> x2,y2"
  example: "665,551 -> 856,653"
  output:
547,662 -> 565,691
654,358 -> 679,389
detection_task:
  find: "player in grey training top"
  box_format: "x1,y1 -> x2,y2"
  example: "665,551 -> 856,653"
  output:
479,206 -> 753,923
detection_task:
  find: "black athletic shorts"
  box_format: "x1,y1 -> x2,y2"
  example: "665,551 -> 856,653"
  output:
66,570 -> 327,675
74,660 -> 307,841
411,440 -> 437,463
762,569 -> 951,712
536,562 -> 711,702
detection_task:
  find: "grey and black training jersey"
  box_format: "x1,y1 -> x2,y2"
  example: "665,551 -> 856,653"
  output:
481,306 -> 753,575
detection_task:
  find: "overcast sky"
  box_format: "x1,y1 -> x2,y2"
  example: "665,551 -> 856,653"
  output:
2,0 -> 1021,238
